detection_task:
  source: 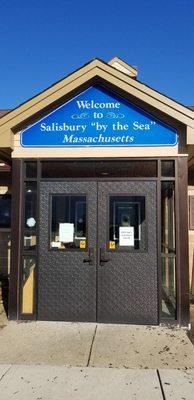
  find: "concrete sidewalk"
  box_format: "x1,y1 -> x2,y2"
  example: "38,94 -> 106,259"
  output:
0,315 -> 194,399
0,320 -> 194,368
0,364 -> 193,400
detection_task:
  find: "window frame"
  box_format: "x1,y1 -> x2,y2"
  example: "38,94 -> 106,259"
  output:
107,193 -> 148,253
48,193 -> 88,252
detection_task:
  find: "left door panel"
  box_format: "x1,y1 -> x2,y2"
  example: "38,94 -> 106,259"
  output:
38,181 -> 97,321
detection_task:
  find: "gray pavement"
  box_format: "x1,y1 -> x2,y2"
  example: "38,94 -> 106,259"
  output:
0,320 -> 194,368
0,311 -> 194,399
89,323 -> 194,369
0,364 -> 193,400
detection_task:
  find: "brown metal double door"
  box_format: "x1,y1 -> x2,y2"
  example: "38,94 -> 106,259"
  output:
38,180 -> 158,324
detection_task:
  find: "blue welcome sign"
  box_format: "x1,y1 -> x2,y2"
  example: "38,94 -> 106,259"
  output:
21,85 -> 178,147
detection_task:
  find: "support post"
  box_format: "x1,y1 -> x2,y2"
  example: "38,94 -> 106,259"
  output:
9,159 -> 23,319
177,156 -> 190,326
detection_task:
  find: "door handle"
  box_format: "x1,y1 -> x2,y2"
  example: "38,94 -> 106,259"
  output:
83,248 -> 94,266
100,247 -> 110,266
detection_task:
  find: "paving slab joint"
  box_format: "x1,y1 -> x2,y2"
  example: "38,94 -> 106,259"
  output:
156,369 -> 166,400
87,324 -> 97,367
0,366 -> 12,383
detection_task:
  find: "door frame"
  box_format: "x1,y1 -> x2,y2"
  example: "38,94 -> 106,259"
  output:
9,157 -> 189,327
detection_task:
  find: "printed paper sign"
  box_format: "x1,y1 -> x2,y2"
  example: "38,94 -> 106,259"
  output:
119,226 -> 134,246
59,223 -> 74,243
26,217 -> 36,227
51,242 -> 61,248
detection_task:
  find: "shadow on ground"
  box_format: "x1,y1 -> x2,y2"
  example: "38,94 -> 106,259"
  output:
0,275 -> 9,319
189,303 -> 194,345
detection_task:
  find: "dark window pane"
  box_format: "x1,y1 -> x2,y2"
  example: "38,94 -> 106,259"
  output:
161,160 -> 175,177
0,194 -> 11,228
42,162 -> 95,178
41,161 -> 157,178
109,196 -> 146,251
95,161 -> 157,177
24,182 -> 37,250
25,162 -> 37,178
51,195 -> 87,250
188,165 -> 194,185
161,182 -> 175,254
161,256 -> 176,320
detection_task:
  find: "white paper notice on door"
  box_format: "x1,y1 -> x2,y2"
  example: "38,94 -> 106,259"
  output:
59,223 -> 74,243
119,226 -> 134,246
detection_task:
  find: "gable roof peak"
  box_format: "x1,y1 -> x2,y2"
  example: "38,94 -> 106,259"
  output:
108,57 -> 138,78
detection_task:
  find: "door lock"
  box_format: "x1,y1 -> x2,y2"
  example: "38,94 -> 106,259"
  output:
100,247 -> 110,266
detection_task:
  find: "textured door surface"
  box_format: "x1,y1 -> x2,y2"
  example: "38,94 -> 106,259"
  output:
38,181 -> 97,321
97,181 -> 158,325
38,180 -> 158,324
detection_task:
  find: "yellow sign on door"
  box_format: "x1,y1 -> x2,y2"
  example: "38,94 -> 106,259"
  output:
80,240 -> 86,249
109,241 -> 115,249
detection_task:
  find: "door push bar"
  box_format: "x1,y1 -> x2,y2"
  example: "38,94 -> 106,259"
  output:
83,248 -> 95,266
100,247 -> 110,266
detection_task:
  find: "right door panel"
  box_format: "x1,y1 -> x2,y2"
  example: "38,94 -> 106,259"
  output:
97,181 -> 158,325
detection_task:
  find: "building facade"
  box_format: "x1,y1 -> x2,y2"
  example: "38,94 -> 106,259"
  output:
0,57 -> 194,327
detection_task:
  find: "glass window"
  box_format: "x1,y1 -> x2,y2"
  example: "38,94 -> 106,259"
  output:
94,161 -> 157,177
50,195 -> 87,250
189,196 -> 194,230
109,196 -> 146,251
161,256 -> 176,319
24,182 -> 37,250
41,160 -> 157,178
42,161 -> 95,178
21,257 -> 35,314
0,193 -> 11,228
161,160 -> 175,177
161,182 -> 175,254
25,162 -> 37,178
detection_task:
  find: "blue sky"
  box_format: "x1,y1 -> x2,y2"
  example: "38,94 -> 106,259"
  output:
0,0 -> 194,109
